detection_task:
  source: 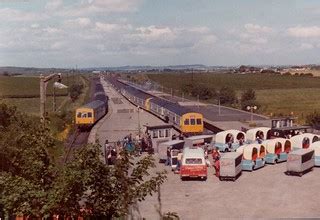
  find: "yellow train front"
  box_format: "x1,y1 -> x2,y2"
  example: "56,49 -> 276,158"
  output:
145,97 -> 204,136
180,112 -> 204,135
75,100 -> 106,131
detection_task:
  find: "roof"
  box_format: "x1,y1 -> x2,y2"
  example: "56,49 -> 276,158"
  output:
145,124 -> 174,130
272,126 -> 310,132
159,140 -> 185,146
183,147 -> 204,158
263,139 -> 283,154
185,135 -> 214,140
240,144 -> 264,160
290,133 -> 318,142
108,77 -> 198,116
221,152 -> 242,159
82,100 -> 105,109
289,148 -> 314,156
215,129 -> 244,143
246,127 -> 271,141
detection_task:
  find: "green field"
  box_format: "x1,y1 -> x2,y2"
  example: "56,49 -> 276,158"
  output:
0,74 -> 90,119
0,75 -> 82,97
147,72 -> 320,122
147,72 -> 320,91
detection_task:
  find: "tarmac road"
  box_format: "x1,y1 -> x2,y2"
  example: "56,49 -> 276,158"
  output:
135,158 -> 320,219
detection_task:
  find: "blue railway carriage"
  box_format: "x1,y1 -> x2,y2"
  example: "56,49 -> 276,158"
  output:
75,100 -> 106,130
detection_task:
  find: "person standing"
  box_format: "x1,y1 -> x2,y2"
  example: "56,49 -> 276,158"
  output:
175,150 -> 183,173
165,147 -> 171,166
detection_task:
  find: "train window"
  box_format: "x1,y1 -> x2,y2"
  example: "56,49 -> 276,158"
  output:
88,112 -> 92,118
184,119 -> 190,125
153,130 -> 158,138
196,118 -> 202,125
165,129 -> 170,137
159,130 -> 164,138
82,113 -> 87,118
190,119 -> 195,125
77,112 -> 82,118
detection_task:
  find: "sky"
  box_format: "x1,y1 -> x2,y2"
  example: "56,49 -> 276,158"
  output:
1,0 -> 320,68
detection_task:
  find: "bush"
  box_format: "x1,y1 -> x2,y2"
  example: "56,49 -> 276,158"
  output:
219,86 -> 236,105
306,111 -> 320,129
240,89 -> 260,110
68,83 -> 84,102
181,83 -> 216,100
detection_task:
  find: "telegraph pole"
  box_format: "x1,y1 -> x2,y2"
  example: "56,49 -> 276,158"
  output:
52,85 -> 56,112
40,74 -> 46,122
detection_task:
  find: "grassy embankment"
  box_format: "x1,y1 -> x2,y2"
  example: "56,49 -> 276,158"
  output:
147,72 -> 320,123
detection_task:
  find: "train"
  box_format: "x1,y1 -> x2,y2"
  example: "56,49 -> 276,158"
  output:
75,77 -> 108,130
106,77 -> 204,135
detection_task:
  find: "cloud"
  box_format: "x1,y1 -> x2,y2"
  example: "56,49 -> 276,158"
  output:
43,27 -> 61,34
94,22 -> 130,32
0,8 -> 48,22
287,26 -> 320,38
58,0 -> 142,17
244,23 -> 274,34
31,23 -> 40,29
135,26 -> 176,41
87,0 -> 142,12
300,43 -> 314,50
65,17 -> 92,28
45,0 -> 63,11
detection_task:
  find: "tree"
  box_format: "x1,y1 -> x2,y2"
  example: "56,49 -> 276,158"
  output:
68,84 -> 84,102
0,106 -> 56,217
219,86 -> 236,105
181,83 -> 194,95
240,88 -> 259,110
0,103 -> 167,218
73,144 -> 167,219
181,83 -> 215,100
306,111 -> 320,129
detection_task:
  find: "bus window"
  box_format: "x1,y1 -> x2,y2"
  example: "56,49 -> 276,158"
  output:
184,119 -> 190,125
82,113 -> 87,118
196,118 -> 202,125
190,119 -> 195,125
77,112 -> 82,118
88,112 -> 92,118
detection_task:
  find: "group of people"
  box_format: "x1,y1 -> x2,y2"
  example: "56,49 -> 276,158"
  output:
105,140 -> 118,165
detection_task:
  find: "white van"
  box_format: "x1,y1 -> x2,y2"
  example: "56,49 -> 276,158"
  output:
180,147 -> 207,180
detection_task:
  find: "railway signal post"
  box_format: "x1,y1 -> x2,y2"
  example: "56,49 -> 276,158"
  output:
40,73 -> 67,122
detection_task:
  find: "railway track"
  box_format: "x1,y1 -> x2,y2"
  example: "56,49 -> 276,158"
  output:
63,128 -> 90,163
63,77 -> 99,163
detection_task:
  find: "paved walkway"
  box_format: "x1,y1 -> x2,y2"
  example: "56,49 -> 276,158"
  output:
91,78 -> 168,146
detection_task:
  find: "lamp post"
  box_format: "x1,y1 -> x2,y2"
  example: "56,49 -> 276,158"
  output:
137,106 -> 141,137
218,96 -> 221,116
247,105 -> 257,124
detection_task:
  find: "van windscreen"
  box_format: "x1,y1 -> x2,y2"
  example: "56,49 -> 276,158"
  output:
185,158 -> 203,164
